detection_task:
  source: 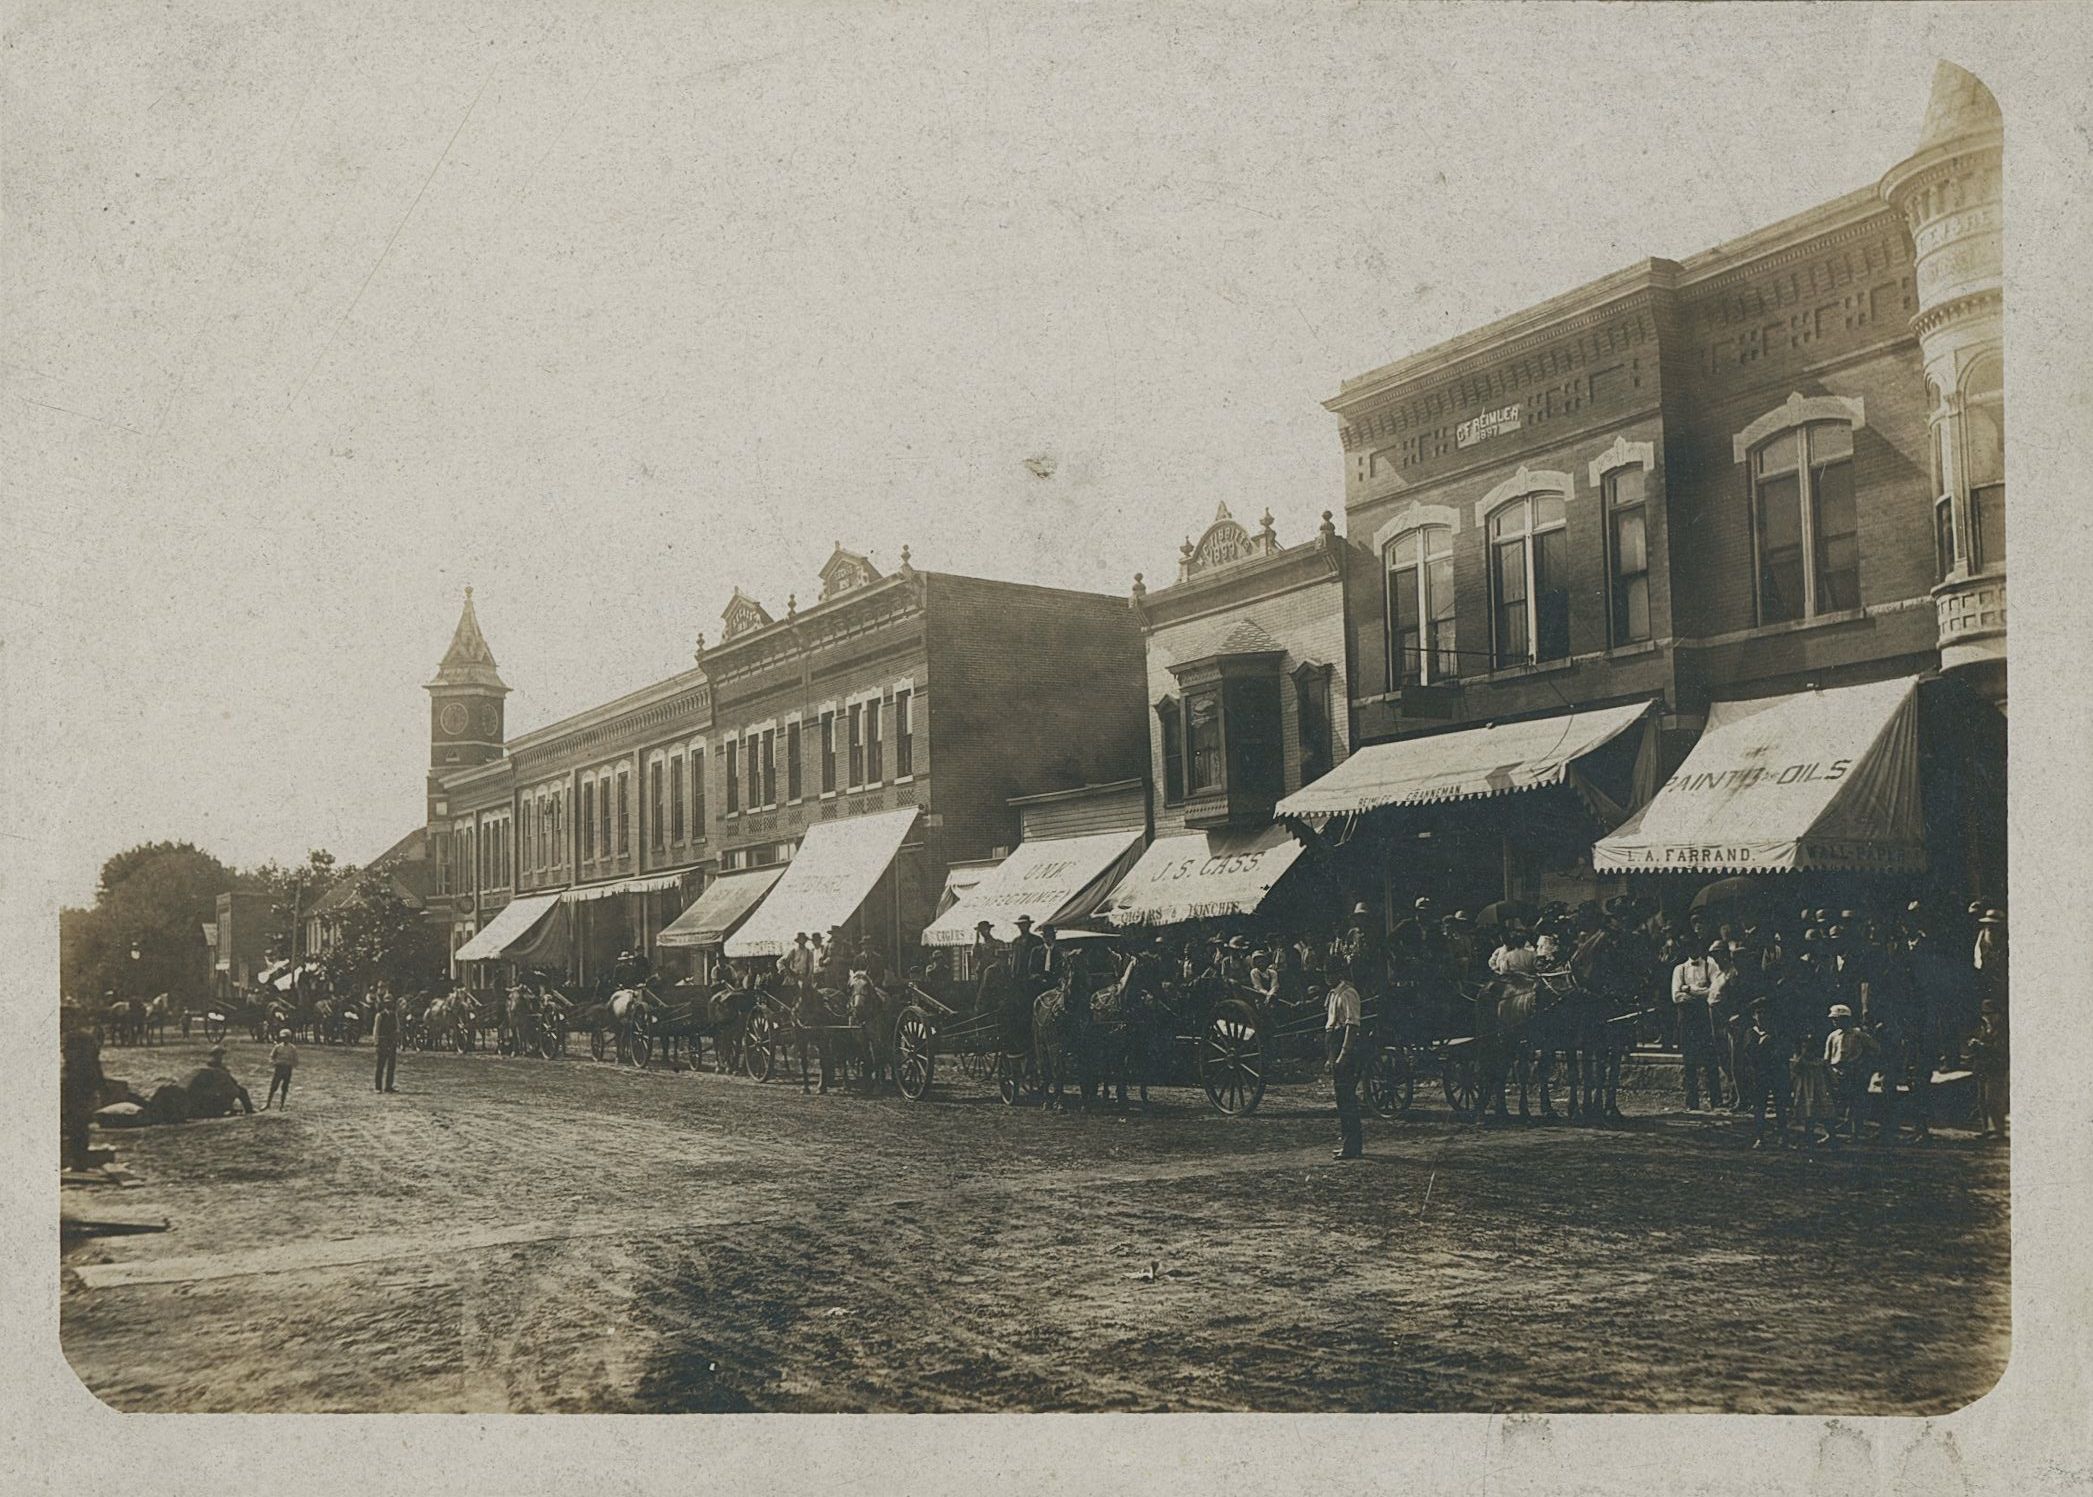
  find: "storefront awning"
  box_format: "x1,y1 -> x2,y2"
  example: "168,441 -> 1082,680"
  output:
1101,823 -> 1305,927
1277,699 -> 1656,829
934,861 -> 997,918
921,829 -> 1147,946
656,868 -> 786,949
455,892 -> 565,962
561,872 -> 688,903
724,808 -> 919,958
1593,676 -> 1924,875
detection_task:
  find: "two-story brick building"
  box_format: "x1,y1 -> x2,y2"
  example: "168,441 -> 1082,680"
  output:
429,546 -> 1150,984
1281,62 -> 2005,911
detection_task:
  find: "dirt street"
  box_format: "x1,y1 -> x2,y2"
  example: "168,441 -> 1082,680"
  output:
60,1036 -> 2008,1413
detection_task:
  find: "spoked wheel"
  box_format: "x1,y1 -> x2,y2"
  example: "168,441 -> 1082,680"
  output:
1199,1000 -> 1267,1116
590,1027 -> 609,1062
742,1011 -> 777,1081
894,1007 -> 936,1101
454,1025 -> 474,1054
1440,1044 -> 1483,1121
629,1023 -> 654,1069
202,1012 -> 228,1043
997,1052 -> 1024,1105
1368,1045 -> 1417,1119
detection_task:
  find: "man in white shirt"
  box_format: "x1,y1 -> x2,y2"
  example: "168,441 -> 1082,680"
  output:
1671,945 -> 1720,1111
1325,957 -> 1364,1161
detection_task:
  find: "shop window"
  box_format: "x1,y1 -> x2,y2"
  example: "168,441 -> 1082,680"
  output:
1155,695 -> 1185,805
786,722 -> 803,801
894,689 -> 914,778
1965,357 -> 2004,570
1488,492 -> 1568,668
1747,415 -> 1860,624
820,711 -> 837,794
1604,466 -> 1650,646
1385,525 -> 1457,686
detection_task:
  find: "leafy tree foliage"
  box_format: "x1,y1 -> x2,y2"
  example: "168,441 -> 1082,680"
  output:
313,875 -> 447,998
63,842 -> 235,1004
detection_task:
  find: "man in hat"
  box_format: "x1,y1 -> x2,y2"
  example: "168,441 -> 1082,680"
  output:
1443,909 -> 1479,982
185,1045 -> 256,1119
1742,996 -> 1788,1148
781,931 -> 818,992
970,919 -> 1000,977
1324,954 -> 1365,1160
1670,941 -> 1722,1111
1010,915 -> 1043,987
1823,1003 -> 1879,1144
372,989 -> 401,1093
1218,935 -> 1252,987
1973,908 -> 2008,1012
1344,902 -> 1385,990
612,946 -> 653,994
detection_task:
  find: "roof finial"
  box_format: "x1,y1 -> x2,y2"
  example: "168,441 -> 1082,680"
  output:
464,584 -> 473,602
900,544 -> 912,569
1319,509 -> 1337,540
787,593 -> 797,618
1131,572 -> 1147,604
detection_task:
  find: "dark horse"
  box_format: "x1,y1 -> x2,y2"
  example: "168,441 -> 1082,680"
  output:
1472,931 -> 1644,1123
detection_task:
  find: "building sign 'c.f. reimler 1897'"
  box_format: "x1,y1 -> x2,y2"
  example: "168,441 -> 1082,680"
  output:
1457,403 -> 1522,449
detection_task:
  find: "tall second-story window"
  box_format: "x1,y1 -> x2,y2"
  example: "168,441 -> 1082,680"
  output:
1604,466 -> 1651,646
1185,691 -> 1222,794
1488,492 -> 1569,668
1385,526 -> 1456,686
615,771 -> 631,856
580,781 -> 596,862
650,760 -> 666,850
848,704 -> 865,788
786,721 -> 803,801
820,711 -> 837,794
1156,696 -> 1185,805
598,777 -> 612,861
761,728 -> 777,808
669,754 -> 685,841
894,689 -> 914,778
725,739 -> 740,815
1751,421 -> 1857,623
691,746 -> 707,834
866,697 -> 883,783
1964,358 -> 2004,570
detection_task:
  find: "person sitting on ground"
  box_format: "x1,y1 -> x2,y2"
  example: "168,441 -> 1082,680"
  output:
142,1045 -> 255,1123
265,1029 -> 298,1110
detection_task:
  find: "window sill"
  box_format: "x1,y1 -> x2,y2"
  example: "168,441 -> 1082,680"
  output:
1605,639 -> 1660,660
1740,607 -> 1868,641
894,774 -> 914,786
1481,657 -> 1576,685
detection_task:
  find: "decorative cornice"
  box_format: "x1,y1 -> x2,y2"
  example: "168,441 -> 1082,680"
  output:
1139,536 -> 1344,630
1911,287 -> 2003,343
1731,392 -> 1867,464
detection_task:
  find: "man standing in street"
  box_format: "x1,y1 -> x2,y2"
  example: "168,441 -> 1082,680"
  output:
1672,941 -> 1721,1111
1326,955 -> 1364,1161
372,988 -> 400,1094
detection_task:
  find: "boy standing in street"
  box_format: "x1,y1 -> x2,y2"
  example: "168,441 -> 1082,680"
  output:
265,1029 -> 298,1109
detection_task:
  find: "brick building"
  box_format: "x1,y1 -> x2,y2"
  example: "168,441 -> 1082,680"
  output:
1288,63 -> 2006,911
427,546 -> 1148,983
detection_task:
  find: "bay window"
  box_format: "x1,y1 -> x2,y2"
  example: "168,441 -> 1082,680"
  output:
1185,691 -> 1222,794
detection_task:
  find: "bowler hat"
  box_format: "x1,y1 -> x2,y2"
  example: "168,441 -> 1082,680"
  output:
1828,1004 -> 1853,1020
1015,915 -> 1034,926
1978,909 -> 2006,926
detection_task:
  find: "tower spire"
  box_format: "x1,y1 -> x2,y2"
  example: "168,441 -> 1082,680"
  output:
428,586 -> 508,692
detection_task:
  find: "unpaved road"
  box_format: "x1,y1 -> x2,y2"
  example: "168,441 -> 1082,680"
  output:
61,1036 -> 2008,1413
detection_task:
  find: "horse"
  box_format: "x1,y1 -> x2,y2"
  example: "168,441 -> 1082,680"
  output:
1471,963 -> 1585,1124
605,984 -> 656,1063
1086,950 -> 1165,1109
141,993 -> 171,1045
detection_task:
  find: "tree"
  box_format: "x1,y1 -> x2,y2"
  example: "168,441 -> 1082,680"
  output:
315,875 -> 447,998
65,842 -> 235,1004
245,849 -> 348,961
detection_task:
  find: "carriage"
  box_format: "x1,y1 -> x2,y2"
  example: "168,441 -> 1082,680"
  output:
735,978 -> 898,1092
890,963 -> 1034,1103
199,994 -> 275,1044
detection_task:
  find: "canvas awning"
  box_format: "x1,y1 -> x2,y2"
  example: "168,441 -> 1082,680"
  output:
1593,677 -> 1924,875
933,861 -> 997,918
1101,823 -> 1306,927
561,872 -> 688,903
1277,699 -> 1656,829
724,808 -> 919,958
920,828 -> 1147,946
656,867 -> 786,949
454,892 -> 564,962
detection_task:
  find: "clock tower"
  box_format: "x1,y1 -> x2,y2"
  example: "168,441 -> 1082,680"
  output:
425,587 -> 510,819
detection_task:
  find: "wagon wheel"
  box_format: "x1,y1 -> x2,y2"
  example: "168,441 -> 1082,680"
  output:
454,1022 -> 473,1054
202,1012 -> 228,1043
1199,999 -> 1267,1116
742,1010 -> 777,1081
1440,1045 -> 1483,1121
590,1026 -> 609,1062
997,1052 -> 1023,1105
1368,1045 -> 1417,1119
895,1006 -> 936,1101
629,1020 -> 654,1069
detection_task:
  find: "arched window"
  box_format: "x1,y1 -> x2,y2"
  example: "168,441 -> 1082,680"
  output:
1964,356 -> 2004,570
1385,526 -> 1457,685
1487,492 -> 1568,668
1750,423 -> 1857,623
580,774 -> 597,861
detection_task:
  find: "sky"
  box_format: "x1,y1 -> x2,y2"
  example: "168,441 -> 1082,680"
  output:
1,2 -> 2048,909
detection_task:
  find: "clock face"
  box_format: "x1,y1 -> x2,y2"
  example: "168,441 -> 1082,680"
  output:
479,703 -> 501,737
440,703 -> 467,736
